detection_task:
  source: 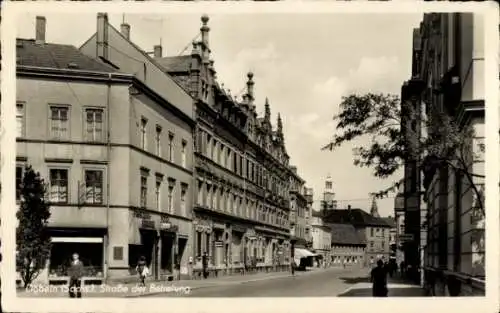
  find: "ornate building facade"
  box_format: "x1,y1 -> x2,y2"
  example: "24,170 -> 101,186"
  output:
403,13 -> 485,296
154,16 -> 297,273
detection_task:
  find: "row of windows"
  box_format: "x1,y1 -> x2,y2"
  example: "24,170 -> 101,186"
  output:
16,103 -> 189,169
16,166 -> 104,204
369,227 -> 389,237
16,165 -> 189,216
139,117 -> 188,168
16,103 -> 106,142
195,181 -> 289,229
140,170 -> 188,215
369,241 -> 386,249
195,129 -> 289,199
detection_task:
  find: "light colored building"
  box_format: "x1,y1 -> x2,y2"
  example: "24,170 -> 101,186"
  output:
310,210 -> 331,265
150,15 -> 298,273
407,13 -> 485,296
304,187 -> 314,245
289,169 -> 308,249
17,14 -> 195,283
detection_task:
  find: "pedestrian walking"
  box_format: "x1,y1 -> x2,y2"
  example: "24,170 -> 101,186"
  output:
371,259 -> 388,297
202,251 -> 209,279
68,253 -> 84,298
135,256 -> 148,286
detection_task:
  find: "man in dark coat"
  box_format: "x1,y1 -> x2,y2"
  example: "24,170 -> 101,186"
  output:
371,259 -> 388,297
202,251 -> 209,279
68,253 -> 84,298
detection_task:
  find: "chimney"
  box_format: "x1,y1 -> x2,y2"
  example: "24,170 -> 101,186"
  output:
35,16 -> 46,45
121,23 -> 130,40
97,13 -> 109,60
153,45 -> 162,58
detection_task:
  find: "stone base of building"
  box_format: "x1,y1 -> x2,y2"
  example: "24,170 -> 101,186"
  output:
424,267 -> 485,296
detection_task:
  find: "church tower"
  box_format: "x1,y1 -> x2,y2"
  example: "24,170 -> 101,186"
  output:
322,174 -> 337,210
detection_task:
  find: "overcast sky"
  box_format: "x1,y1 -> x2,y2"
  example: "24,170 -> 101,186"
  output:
17,12 -> 422,217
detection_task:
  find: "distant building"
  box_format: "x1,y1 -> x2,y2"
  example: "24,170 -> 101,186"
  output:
304,188 -> 314,245
329,223 -> 366,268
381,216 -> 398,261
322,205 -> 392,266
310,210 -> 331,264
322,174 -> 337,211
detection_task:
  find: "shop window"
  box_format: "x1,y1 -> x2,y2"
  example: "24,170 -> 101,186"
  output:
113,246 -> 123,261
49,168 -> 68,203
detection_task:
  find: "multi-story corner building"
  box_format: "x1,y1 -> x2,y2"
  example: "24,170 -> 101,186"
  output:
323,204 -> 391,267
405,13 -> 485,296
16,14 -> 196,283
152,15 -> 296,272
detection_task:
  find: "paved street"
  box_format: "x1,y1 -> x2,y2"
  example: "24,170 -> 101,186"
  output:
144,267 -> 369,297
18,267 -> 425,298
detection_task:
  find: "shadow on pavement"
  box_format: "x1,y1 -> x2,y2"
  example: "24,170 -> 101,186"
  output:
338,276 -> 371,284
338,287 -> 425,297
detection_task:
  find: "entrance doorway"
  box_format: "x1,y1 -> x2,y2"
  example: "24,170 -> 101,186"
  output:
161,234 -> 175,274
140,230 -> 157,277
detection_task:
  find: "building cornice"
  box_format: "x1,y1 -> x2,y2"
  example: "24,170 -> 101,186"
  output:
456,100 -> 485,129
17,65 -> 196,128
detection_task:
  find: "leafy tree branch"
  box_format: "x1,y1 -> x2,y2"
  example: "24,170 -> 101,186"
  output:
322,93 -> 484,215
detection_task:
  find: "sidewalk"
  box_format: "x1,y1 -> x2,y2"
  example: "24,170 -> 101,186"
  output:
19,266 -> 337,298
338,274 -> 426,297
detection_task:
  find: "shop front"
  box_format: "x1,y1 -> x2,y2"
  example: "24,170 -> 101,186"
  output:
43,227 -> 107,285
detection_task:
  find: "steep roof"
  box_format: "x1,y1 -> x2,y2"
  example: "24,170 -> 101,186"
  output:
17,39 -> 117,73
322,208 -> 391,227
381,217 -> 397,228
154,55 -> 192,73
329,223 -> 366,246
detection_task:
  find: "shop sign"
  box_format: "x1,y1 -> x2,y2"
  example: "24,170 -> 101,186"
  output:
160,222 -> 178,232
215,241 -> 223,247
134,211 -> 152,219
141,219 -> 155,229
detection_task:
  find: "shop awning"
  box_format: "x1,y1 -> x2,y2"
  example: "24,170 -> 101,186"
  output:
51,237 -> 103,243
294,248 -> 317,258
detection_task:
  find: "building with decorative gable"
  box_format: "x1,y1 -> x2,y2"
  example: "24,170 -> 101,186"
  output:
152,15 -> 301,274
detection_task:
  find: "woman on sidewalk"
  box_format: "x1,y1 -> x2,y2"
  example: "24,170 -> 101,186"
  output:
136,256 -> 149,287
